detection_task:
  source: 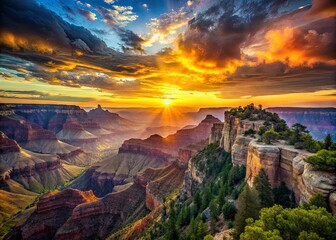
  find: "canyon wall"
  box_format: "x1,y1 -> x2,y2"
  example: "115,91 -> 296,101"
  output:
268,107 -> 336,141
217,112 -> 336,213
0,132 -> 76,192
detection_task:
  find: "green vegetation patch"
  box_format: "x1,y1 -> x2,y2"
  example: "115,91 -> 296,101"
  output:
304,149 -> 336,172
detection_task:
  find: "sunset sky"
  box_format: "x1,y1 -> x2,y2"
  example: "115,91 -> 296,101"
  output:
0,0 -> 335,108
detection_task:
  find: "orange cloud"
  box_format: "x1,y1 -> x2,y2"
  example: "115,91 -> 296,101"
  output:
254,25 -> 336,67
0,32 -> 54,54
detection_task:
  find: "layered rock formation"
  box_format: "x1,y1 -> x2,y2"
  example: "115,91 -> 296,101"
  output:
217,110 -> 336,213
120,115 -> 221,160
245,141 -> 336,212
69,153 -> 167,197
1,104 -> 132,160
209,123 -> 224,144
220,112 -> 263,153
0,116 -> 94,166
54,184 -> 147,240
12,189 -> 97,240
135,162 -> 187,210
0,132 -> 76,192
88,104 -> 135,133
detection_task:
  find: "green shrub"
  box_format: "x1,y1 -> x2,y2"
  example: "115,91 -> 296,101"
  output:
244,128 -> 256,136
222,202 -> 236,221
304,150 -> 336,171
262,129 -> 279,144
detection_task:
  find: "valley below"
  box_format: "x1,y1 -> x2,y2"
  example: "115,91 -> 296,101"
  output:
0,103 -> 335,240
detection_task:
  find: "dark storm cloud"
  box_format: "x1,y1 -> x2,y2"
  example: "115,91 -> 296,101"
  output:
91,28 -> 109,35
96,6 -> 145,53
61,5 -> 76,16
216,62 -> 336,98
115,28 -> 145,54
1,0 -> 112,54
177,0 -> 292,67
0,54 -> 154,96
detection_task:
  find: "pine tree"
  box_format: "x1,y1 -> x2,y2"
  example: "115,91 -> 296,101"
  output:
253,169 -> 274,207
273,181 -> 295,208
165,207 -> 178,240
194,191 -> 202,211
233,185 -> 260,239
324,134 -> 333,150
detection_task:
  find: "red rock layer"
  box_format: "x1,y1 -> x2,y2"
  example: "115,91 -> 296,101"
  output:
119,115 -> 221,159
0,116 -> 57,143
54,183 -> 146,240
18,189 -> 97,240
0,131 -> 20,154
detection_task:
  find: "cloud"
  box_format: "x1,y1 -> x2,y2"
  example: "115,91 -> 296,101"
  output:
115,28 -> 146,54
145,8 -> 192,46
253,17 -> 336,66
91,28 -> 109,35
1,0 -> 113,55
217,61 -> 336,98
142,4 -> 148,9
0,89 -> 96,102
77,8 -> 97,21
104,0 -> 115,4
96,6 -> 144,53
177,0 -> 289,72
61,5 -> 76,15
96,5 -> 138,27
0,72 -> 14,80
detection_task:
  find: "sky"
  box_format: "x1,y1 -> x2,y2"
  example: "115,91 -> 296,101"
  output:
0,0 -> 335,108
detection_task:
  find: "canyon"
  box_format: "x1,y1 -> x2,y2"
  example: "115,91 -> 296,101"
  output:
1,104 -> 335,239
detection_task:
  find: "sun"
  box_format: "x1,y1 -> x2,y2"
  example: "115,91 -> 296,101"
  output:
162,99 -> 172,106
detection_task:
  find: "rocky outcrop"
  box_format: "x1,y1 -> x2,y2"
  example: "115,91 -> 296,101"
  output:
54,183 -> 147,240
177,148 -> 197,166
329,192 -> 336,214
135,162 -> 187,210
69,153 -> 167,197
0,132 -> 75,192
244,141 -> 336,212
218,109 -> 336,213
119,135 -> 174,162
0,116 -> 57,143
246,142 -> 281,187
88,105 -> 135,132
81,119 -> 112,137
3,104 -> 87,134
231,136 -> 253,166
209,123 -> 224,144
120,115 -> 221,160
57,117 -> 98,142
220,112 -> 263,152
16,189 -> 97,240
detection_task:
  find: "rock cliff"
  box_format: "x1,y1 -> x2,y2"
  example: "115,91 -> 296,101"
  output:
220,112 -> 263,152
217,111 -> 336,213
120,115 -> 221,160
68,153 -> 167,197
135,162 -> 187,210
13,189 -> 97,240
0,116 -> 95,166
54,184 -> 147,240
